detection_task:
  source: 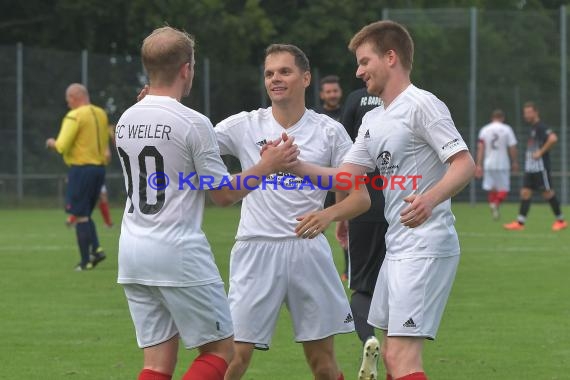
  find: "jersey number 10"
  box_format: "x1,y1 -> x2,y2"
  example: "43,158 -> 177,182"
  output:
117,145 -> 165,215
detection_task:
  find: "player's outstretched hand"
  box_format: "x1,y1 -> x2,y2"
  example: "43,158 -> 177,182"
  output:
400,193 -> 434,228
137,85 -> 149,102
295,210 -> 333,239
261,135 -> 299,173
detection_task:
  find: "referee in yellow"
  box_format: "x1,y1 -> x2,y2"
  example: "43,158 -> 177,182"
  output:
46,83 -> 110,271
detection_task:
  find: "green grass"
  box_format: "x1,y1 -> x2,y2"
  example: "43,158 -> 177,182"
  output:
1,203 -> 569,379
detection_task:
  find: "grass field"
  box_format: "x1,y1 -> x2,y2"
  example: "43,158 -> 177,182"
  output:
1,203 -> 569,379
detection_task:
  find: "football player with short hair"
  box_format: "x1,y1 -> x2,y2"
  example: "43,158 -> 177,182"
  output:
285,21 -> 475,380
116,27 -> 297,380
216,44 -> 369,380
475,109 -> 518,220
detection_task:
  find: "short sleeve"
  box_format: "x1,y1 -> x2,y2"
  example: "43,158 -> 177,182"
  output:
187,117 -> 230,187
419,117 -> 469,163
342,114 -> 376,171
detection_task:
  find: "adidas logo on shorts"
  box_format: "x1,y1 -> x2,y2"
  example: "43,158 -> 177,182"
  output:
344,313 -> 354,324
403,317 -> 417,328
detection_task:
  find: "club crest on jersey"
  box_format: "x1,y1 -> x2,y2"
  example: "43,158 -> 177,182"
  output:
256,139 -> 268,147
364,129 -> 370,139
377,151 -> 391,166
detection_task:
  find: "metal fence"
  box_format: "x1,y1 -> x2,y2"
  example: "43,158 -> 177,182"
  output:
1,7 -> 569,207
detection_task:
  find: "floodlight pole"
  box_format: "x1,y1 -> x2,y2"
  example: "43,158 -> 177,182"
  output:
560,5 -> 568,204
16,42 -> 23,201
468,7 -> 478,205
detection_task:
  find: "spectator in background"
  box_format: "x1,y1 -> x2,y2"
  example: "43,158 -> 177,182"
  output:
504,101 -> 567,231
46,83 -> 109,271
313,74 -> 349,282
338,87 -> 387,345
314,75 -> 344,121
475,109 -> 518,220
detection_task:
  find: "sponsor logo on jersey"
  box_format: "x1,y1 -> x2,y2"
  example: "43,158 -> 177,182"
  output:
377,151 -> 391,165
441,138 -> 460,151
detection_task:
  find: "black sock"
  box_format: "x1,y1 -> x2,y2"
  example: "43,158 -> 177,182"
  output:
75,222 -> 92,266
89,219 -> 100,252
548,195 -> 562,219
350,291 -> 375,344
519,199 -> 531,221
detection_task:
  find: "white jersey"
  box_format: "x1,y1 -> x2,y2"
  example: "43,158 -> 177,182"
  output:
215,108 -> 352,240
115,95 -> 231,287
478,121 -> 517,170
343,85 -> 468,258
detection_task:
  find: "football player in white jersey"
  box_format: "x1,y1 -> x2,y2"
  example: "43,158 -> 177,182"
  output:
281,21 -> 475,380
215,44 -> 370,380
475,109 -> 518,220
116,27 -> 298,380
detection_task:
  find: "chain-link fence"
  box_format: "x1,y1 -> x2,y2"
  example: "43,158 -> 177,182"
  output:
1,7 -> 569,207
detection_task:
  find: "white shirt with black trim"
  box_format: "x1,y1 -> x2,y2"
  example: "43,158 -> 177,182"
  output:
215,107 -> 352,240
116,95 -> 231,287
343,85 -> 468,258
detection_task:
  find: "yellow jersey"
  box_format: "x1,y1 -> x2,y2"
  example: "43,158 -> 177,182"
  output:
55,104 -> 110,166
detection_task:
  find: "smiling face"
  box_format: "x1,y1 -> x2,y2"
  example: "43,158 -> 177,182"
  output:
264,52 -> 310,106
355,42 -> 390,97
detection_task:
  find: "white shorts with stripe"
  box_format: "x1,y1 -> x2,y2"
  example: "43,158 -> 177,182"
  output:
482,169 -> 510,191
228,235 -> 354,349
123,282 -> 233,349
368,255 -> 459,340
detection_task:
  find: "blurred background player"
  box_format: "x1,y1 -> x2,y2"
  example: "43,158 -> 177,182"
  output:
46,83 -> 109,271
475,109 -> 518,220
313,74 -> 349,281
504,101 -> 567,231
216,44 -> 361,380
118,27 -> 297,380
338,86 -> 387,345
66,130 -> 114,228
314,75 -> 343,121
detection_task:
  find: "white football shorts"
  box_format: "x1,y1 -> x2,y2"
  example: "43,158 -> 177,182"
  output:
123,282 -> 233,349
228,235 -> 354,349
482,169 -> 510,191
368,255 -> 460,340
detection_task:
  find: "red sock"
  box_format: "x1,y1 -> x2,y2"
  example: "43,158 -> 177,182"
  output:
183,353 -> 228,380
138,369 -> 172,380
99,200 -> 113,226
496,190 -> 508,204
395,372 -> 427,380
338,373 -> 344,380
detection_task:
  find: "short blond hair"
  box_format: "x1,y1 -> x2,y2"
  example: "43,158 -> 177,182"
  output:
349,20 -> 414,71
141,26 -> 195,86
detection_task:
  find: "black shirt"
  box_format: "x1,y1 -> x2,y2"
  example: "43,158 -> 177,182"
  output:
340,88 -> 386,224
